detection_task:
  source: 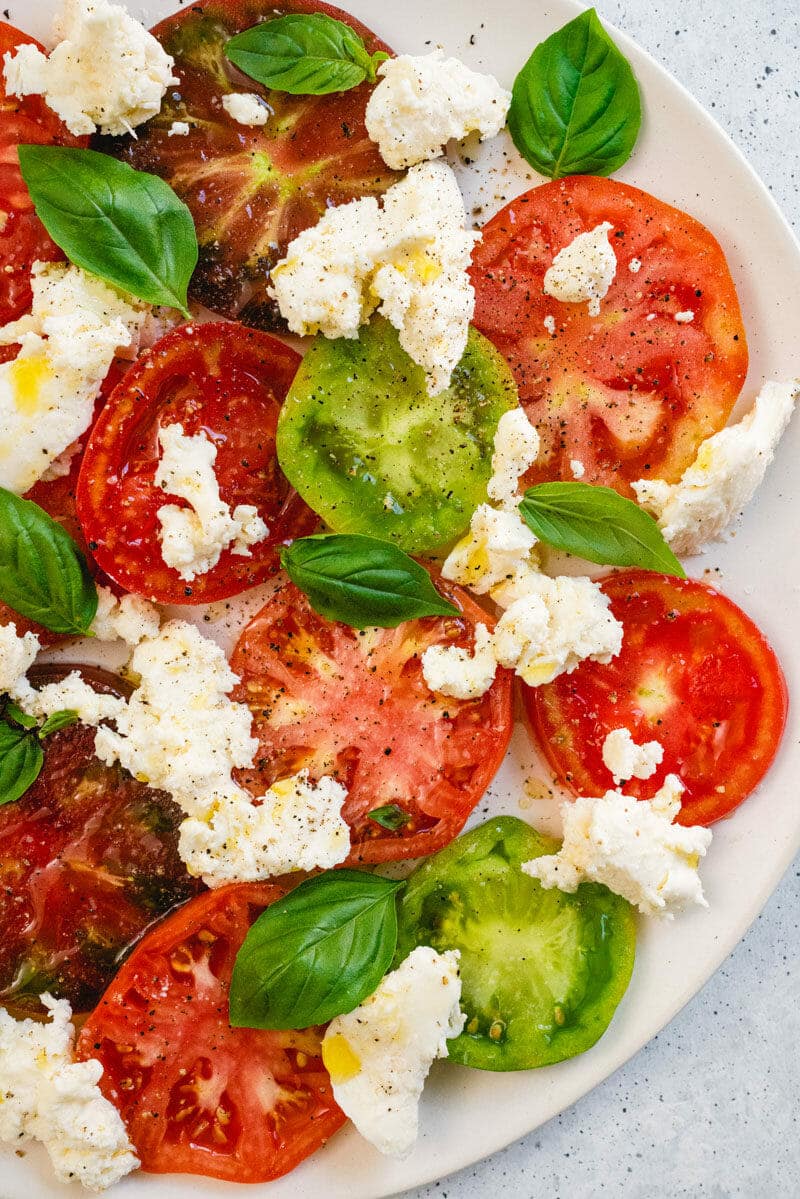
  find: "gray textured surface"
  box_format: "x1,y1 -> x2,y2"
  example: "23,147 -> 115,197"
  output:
404,3 -> 800,1197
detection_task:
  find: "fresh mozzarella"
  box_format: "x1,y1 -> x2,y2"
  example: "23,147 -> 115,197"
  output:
543,222 -> 617,317
15,672 -> 126,726
90,586 -> 161,646
322,947 -> 465,1157
523,775 -> 712,917
421,622 -> 497,699
570,458 -> 586,479
0,623 -> 40,694
3,0 -> 176,136
155,423 -> 268,580
167,119 -> 189,136
0,261 -> 149,493
221,91 -> 268,125
486,408 -> 540,509
632,380 -> 799,555
441,504 -> 538,595
0,994 -> 138,1190
365,50 -> 511,169
602,727 -> 664,785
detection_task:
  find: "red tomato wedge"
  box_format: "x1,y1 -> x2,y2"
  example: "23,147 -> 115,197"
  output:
231,575 -> 514,863
0,665 -> 202,1019
77,883 -> 344,1182
0,21 -> 87,324
100,0 -> 398,330
76,321 -> 316,604
525,571 -> 788,826
470,176 -> 749,495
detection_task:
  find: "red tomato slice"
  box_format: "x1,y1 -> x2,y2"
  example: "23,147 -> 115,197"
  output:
76,883 -> 344,1182
525,571 -> 788,826
101,0 -> 398,330
0,21 -> 87,324
0,665 -> 202,1019
470,176 -> 748,495
75,321 -> 316,604
230,575 -> 514,863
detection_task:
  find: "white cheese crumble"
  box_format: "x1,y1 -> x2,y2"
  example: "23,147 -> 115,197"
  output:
628,257 -> 642,273
155,423 -> 268,581
421,622 -> 497,700
543,222 -> 617,317
322,947 -> 465,1157
674,309 -> 695,323
543,314 -> 556,335
0,261 -> 149,493
167,119 -> 189,136
270,160 -> 479,395
570,458 -> 586,479
15,672 -> 126,726
632,380 -> 799,555
486,408 -> 540,509
442,502 -> 538,594
602,727 -> 664,785
221,91 -> 268,126
90,585 -> 160,645
364,50 -> 511,170
0,994 -> 138,1190
0,622 -> 40,694
523,775 -> 712,918
2,0 -> 177,136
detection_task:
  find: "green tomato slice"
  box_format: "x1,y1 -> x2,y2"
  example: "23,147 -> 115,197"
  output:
395,816 -> 637,1071
275,318 -> 518,554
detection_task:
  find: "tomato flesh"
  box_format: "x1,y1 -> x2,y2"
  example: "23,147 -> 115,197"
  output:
76,321 -> 316,604
526,571 -> 788,826
230,574 -> 514,863
470,176 -> 749,495
77,883 -> 344,1181
99,0 -> 398,330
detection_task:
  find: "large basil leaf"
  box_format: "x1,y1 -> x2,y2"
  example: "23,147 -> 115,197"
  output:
0,722 -> 43,806
18,146 -> 197,315
229,870 -> 404,1029
508,8 -> 641,178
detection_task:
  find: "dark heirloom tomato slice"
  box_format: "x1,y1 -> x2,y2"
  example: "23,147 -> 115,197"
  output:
0,21 -> 87,324
0,665 -> 202,1019
231,575 -> 514,863
77,883 -> 344,1182
98,0 -> 398,330
525,571 -> 788,827
75,321 -> 316,604
470,176 -> 749,495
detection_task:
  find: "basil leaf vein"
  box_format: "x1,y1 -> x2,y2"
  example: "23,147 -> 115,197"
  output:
281,534 -> 459,628
0,721 -> 43,806
508,8 -> 641,178
18,146 -> 198,316
520,482 -> 685,577
229,870 -> 404,1029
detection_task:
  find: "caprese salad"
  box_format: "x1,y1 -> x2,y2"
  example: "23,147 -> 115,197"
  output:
0,0 -> 792,1191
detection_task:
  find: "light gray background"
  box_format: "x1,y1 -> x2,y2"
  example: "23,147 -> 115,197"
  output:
405,3 -> 800,1197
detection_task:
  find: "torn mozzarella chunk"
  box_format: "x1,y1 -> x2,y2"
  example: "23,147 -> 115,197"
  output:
90,585 -> 160,645
221,91 -> 268,126
602,727 -> 664,785
486,408 -> 539,509
441,503 -> 538,595
0,623 -> 40,693
421,622 -> 497,699
543,222 -> 617,317
167,119 -> 189,135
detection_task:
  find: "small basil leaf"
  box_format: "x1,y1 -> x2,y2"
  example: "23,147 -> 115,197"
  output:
368,804 -> 412,831
519,482 -> 686,577
0,722 -> 43,806
281,534 -> 459,629
229,870 -> 404,1029
38,710 -> 80,739
508,8 -> 641,179
0,488 -> 98,634
18,145 -> 198,315
3,701 -> 37,730
225,12 -> 387,96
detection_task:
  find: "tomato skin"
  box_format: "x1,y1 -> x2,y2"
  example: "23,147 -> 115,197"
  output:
77,883 -> 345,1182
470,176 -> 748,495
75,322 -> 317,604
231,574 -> 514,863
525,571 -> 788,826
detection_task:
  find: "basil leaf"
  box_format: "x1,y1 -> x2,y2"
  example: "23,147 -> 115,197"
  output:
508,8 -> 641,178
519,482 -> 685,577
229,870 -> 404,1029
3,701 -> 37,730
0,722 -> 43,806
18,146 -> 198,316
368,804 -> 411,831
38,710 -> 79,739
0,488 -> 98,635
281,534 -> 459,629
225,13 -> 388,96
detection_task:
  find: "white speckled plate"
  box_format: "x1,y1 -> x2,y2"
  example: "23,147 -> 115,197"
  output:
6,0 -> 800,1196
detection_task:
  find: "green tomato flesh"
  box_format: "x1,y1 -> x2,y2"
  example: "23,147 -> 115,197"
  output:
395,816 -> 637,1071
276,318 -> 518,554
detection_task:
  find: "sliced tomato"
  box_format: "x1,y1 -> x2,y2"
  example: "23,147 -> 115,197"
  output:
230,574 -> 514,863
75,321 -> 316,604
77,883 -> 344,1182
470,176 -> 749,495
0,665 -> 202,1019
525,571 -> 788,826
99,0 -> 398,330
0,21 -> 87,323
